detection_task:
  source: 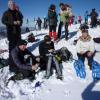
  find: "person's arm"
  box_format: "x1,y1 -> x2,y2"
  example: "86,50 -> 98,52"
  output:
76,40 -> 82,53
39,42 -> 45,57
2,12 -> 14,26
11,49 -> 32,70
89,40 -> 95,53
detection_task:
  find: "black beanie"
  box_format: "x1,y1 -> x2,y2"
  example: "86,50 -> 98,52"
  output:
44,35 -> 51,42
17,40 -> 27,46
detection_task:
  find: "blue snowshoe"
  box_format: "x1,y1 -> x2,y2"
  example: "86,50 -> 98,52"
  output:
92,61 -> 100,80
74,60 -> 86,79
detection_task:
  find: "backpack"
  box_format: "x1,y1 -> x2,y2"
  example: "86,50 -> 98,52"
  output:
56,47 -> 73,62
93,37 -> 100,43
27,33 -> 35,43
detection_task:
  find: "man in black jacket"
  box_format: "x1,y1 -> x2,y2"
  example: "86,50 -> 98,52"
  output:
39,35 -> 63,80
10,40 -> 40,80
2,1 -> 23,68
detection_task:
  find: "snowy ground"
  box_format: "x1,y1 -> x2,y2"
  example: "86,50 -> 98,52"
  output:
0,24 -> 100,100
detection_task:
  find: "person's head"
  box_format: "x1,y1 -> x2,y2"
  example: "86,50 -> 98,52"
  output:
81,30 -> 89,38
44,35 -> 51,44
59,3 -> 65,10
17,40 -> 27,51
8,0 -> 15,10
85,11 -> 88,14
49,4 -> 56,11
92,8 -> 95,12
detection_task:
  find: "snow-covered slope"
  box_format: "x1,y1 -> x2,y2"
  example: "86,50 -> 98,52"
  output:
0,25 -> 100,100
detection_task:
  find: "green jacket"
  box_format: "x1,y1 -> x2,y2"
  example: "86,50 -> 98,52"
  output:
60,11 -> 69,23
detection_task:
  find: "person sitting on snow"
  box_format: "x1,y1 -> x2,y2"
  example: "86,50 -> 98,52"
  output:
39,35 -> 63,80
73,23 -> 89,45
9,39 -> 40,80
76,30 -> 95,70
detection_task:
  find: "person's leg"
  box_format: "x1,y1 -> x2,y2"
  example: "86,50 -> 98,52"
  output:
53,25 -> 57,41
53,57 -> 62,77
46,56 -> 52,78
77,53 -> 85,64
49,26 -> 53,39
86,52 -> 94,69
58,22 -> 63,39
65,23 -> 69,40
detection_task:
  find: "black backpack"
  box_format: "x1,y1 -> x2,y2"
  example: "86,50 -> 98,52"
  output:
56,47 -> 73,62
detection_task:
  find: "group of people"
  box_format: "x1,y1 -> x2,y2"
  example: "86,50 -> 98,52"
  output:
48,3 -> 73,41
1,1 -> 98,81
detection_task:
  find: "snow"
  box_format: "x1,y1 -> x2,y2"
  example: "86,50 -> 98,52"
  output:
0,24 -> 100,100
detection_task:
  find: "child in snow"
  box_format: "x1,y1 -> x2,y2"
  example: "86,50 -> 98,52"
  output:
76,30 -> 95,69
39,35 -> 63,80
48,4 -> 57,41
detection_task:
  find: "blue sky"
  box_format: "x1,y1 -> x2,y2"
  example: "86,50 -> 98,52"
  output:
0,0 -> 100,26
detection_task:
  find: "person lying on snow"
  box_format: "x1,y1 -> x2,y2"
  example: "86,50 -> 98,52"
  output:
9,39 -> 40,81
39,35 -> 63,80
76,29 -> 95,70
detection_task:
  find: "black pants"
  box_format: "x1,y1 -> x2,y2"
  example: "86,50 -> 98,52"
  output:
58,22 -> 68,39
49,25 -> 56,32
91,18 -> 97,28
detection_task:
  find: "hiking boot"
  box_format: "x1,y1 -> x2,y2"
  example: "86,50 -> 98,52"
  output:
8,73 -> 24,81
44,75 -> 50,79
57,75 -> 63,80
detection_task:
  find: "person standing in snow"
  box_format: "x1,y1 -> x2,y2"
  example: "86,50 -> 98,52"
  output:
37,17 -> 42,30
39,35 -> 63,80
2,1 -> 23,70
10,39 -> 40,80
84,11 -> 89,24
48,4 -> 58,41
43,17 -> 48,29
57,3 -> 70,40
76,30 -> 95,69
89,8 -> 98,28
78,15 -> 82,24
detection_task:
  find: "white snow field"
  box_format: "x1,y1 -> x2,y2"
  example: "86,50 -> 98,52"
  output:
0,24 -> 100,100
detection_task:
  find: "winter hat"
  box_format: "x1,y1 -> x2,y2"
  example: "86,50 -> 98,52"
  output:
44,35 -> 51,42
17,40 -> 27,46
49,4 -> 56,10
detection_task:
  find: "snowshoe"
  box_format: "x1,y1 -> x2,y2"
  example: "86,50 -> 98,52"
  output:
73,60 -> 86,79
92,61 -> 100,80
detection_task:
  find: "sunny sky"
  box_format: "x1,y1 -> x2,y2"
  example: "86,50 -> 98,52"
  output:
0,0 -> 100,26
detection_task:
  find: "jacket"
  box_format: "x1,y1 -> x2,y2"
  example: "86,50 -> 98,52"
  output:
2,9 -> 23,40
76,36 -> 95,53
39,41 -> 54,58
48,10 -> 57,26
10,47 -> 36,71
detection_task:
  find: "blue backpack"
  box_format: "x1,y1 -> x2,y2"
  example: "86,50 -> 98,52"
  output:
74,60 -> 86,79
92,61 -> 100,79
